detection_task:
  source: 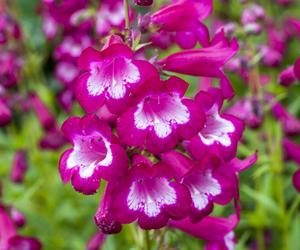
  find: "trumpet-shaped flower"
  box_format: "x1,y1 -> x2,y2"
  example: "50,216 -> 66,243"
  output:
75,36 -> 158,113
59,114 -> 128,194
111,155 -> 191,230
117,76 -> 204,154
188,89 -> 244,161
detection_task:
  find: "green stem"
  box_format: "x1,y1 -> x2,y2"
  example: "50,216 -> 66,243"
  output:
144,230 -> 151,250
123,0 -> 131,45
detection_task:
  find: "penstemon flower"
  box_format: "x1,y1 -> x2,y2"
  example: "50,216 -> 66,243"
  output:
75,35 -> 158,113
54,0 -> 257,247
117,76 -> 204,153
59,114 -> 128,194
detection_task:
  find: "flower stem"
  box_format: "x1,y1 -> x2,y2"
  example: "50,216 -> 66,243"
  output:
123,0 -> 131,46
144,230 -> 151,250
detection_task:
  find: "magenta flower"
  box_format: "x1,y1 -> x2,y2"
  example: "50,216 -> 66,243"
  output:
87,232 -> 106,250
111,155 -> 191,230
188,89 -> 244,161
0,50 -> 22,88
0,99 -> 12,127
279,65 -> 296,87
95,1 -> 130,36
226,97 -> 264,129
162,152 -> 223,221
134,0 -> 153,6
55,61 -> 79,87
169,214 -> 238,243
41,0 -> 88,30
293,169 -> 300,193
0,11 -> 21,44
0,206 -> 41,250
59,114 -> 128,194
10,150 -> 28,184
204,231 -> 236,250
117,76 -> 204,154
29,92 -> 56,131
294,57 -> 300,81
241,4 -> 265,25
283,138 -> 300,192
39,127 -> 66,151
75,35 -> 158,113
268,95 -> 300,135
157,31 -> 239,99
41,13 -> 58,40
94,181 -> 123,234
10,207 -> 26,228
54,33 -> 92,61
151,0 -> 212,32
150,0 -> 212,48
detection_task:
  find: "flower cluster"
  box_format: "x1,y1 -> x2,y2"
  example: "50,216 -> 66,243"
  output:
55,0 -> 257,246
0,182 -> 41,250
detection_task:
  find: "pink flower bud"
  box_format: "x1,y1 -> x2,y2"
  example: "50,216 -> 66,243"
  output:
10,150 -> 28,184
134,0 -> 153,6
29,92 -> 55,131
10,207 -> 26,228
0,99 -> 12,127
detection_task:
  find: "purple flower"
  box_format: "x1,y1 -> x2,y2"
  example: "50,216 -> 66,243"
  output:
55,61 -> 79,87
95,1 -> 130,37
241,4 -> 265,25
279,65 -> 296,87
150,0 -> 212,48
283,138 -> 300,192
188,88 -> 244,161
169,214 -> 238,243
111,155 -> 191,230
10,150 -> 28,184
162,153 -> 224,221
157,31 -> 239,99
283,138 -> 300,164
0,50 -> 22,88
94,182 -> 122,234
54,33 -> 92,61
268,95 -> 300,135
0,99 -> 12,127
75,35 -> 158,113
117,76 -> 204,154
293,169 -> 300,193
87,232 -> 106,250
226,97 -> 264,129
134,0 -> 153,6
0,206 -> 41,250
10,207 -> 26,228
59,114 -> 128,195
294,57 -> 300,81
204,231 -> 236,250
151,0 -> 212,32
0,12 -> 21,44
29,92 -> 56,131
39,127 -> 67,151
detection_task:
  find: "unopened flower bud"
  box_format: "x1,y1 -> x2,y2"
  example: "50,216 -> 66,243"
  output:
10,150 -> 28,184
134,0 -> 153,6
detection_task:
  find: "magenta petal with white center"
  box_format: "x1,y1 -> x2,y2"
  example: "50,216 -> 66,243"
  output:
189,90 -> 243,161
112,159 -> 191,230
117,77 -> 204,154
75,38 -> 158,114
59,114 -> 128,195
